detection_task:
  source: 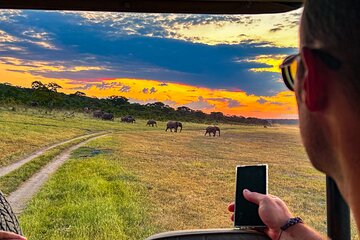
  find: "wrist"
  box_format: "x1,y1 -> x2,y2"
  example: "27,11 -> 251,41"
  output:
277,217 -> 304,240
281,217 -> 303,231
279,223 -> 305,240
280,223 -> 323,240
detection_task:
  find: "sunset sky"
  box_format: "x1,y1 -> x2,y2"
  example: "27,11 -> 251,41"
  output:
0,9 -> 302,118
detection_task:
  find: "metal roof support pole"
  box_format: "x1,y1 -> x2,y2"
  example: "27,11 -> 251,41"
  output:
326,176 -> 350,240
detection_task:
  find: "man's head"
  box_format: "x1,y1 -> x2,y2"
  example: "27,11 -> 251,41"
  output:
301,0 -> 360,100
292,0 -> 360,185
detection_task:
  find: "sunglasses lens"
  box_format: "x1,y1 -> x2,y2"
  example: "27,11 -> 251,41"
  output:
289,59 -> 297,88
280,54 -> 298,91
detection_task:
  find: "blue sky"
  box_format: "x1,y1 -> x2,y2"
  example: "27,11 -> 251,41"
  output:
0,9 -> 302,118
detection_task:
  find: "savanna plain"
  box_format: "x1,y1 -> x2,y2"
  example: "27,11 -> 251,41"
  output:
0,108 -> 357,239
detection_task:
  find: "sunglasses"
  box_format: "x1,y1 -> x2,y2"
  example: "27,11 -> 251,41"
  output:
280,49 -> 342,91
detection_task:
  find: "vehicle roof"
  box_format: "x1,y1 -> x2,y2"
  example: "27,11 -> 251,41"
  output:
0,0 -> 302,14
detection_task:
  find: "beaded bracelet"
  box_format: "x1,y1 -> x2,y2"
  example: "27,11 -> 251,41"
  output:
278,217 -> 304,240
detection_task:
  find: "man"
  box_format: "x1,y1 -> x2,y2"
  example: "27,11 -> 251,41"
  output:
229,0 -> 360,239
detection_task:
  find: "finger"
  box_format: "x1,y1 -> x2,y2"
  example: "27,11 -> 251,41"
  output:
0,231 -> 26,240
243,189 -> 266,205
268,194 -> 279,199
228,203 -> 234,212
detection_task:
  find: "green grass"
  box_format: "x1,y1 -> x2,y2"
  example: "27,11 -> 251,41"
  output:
20,137 -> 155,240
0,107 -> 154,166
0,110 -> 87,166
1,110 -> 356,239
0,135 -> 99,195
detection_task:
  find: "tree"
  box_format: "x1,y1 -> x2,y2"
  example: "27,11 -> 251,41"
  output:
31,81 -> 47,91
46,82 -> 62,92
146,102 -> 165,108
177,106 -> 194,113
107,95 -> 129,106
210,112 -> 224,120
74,91 -> 86,97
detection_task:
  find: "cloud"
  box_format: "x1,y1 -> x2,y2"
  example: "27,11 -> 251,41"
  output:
185,96 -> 214,110
236,54 -> 288,73
119,85 -> 131,92
94,82 -> 122,90
142,88 -> 149,94
0,30 -> 19,43
269,27 -> 283,33
257,97 -> 267,104
68,8 -> 302,47
0,10 -> 23,23
207,97 -> 243,108
150,87 -> 157,94
227,99 -> 241,108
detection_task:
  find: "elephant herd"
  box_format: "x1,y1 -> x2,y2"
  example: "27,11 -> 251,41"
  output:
90,109 -> 220,136
151,120 -> 219,136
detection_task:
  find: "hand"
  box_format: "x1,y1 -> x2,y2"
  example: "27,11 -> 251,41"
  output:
0,231 -> 26,240
228,189 -> 293,240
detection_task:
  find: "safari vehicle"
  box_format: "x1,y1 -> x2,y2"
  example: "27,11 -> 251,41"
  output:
0,0 -> 351,240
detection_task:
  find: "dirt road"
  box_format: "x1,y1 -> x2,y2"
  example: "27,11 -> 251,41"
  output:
0,132 -> 104,177
7,133 -> 109,214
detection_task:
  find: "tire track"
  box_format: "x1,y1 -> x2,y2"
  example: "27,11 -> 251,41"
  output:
7,133 -> 109,214
0,132 -> 105,177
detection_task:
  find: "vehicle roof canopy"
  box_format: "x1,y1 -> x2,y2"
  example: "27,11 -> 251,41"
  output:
0,0 -> 302,14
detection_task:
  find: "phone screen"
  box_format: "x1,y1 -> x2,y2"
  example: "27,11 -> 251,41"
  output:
234,164 -> 268,227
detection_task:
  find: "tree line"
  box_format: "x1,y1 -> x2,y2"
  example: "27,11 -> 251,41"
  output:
0,82 -> 297,125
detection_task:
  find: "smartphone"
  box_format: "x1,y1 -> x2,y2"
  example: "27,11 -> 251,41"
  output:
234,164 -> 268,228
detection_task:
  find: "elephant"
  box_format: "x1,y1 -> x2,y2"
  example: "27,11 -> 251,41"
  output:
205,126 -> 220,137
121,116 -> 128,122
83,107 -> 91,113
93,110 -> 103,118
147,120 -> 157,127
29,101 -> 39,107
101,112 -> 114,121
166,121 -> 182,132
121,116 -> 136,123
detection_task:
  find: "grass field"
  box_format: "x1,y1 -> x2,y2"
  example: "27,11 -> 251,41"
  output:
20,139 -> 155,240
0,108 -> 358,239
0,134 -> 100,195
0,108 -> 143,166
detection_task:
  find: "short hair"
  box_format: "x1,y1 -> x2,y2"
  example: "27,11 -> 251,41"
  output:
302,0 -> 360,100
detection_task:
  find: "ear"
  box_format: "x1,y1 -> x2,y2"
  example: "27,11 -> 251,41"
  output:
301,47 -> 328,111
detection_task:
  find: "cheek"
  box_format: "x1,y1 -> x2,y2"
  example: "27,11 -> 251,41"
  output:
300,114 -> 331,174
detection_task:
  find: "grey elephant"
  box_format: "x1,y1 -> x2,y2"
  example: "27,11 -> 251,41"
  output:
166,121 -> 182,132
101,112 -> 114,121
147,120 -> 157,127
83,107 -> 91,113
127,116 -> 136,123
93,110 -> 103,118
121,116 -> 135,123
205,126 -> 220,137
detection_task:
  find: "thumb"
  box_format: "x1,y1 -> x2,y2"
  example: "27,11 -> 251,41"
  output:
243,189 -> 265,205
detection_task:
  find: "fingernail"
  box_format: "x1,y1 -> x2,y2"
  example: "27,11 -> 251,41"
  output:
243,189 -> 250,193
